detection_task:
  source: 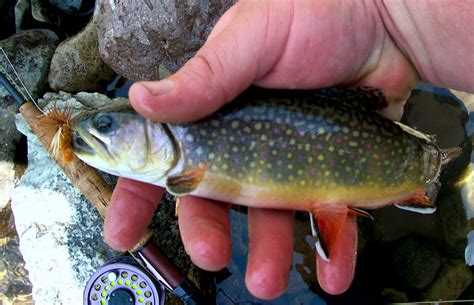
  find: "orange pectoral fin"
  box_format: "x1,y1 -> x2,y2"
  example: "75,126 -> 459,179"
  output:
311,205 -> 350,257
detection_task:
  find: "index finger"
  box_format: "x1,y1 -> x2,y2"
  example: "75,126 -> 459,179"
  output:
104,177 -> 164,251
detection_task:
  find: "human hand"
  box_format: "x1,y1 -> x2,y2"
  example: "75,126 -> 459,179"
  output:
104,0 -> 473,299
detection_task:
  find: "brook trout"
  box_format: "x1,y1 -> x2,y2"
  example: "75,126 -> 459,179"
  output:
71,87 -> 460,259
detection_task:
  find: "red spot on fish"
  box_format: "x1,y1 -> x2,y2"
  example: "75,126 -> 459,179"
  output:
349,153 -> 356,160
335,136 -> 343,145
281,143 -> 287,149
299,131 -> 306,136
297,155 -> 305,162
260,175 -> 269,182
260,151 -> 269,158
235,158 -> 240,164
316,143 -> 323,149
331,160 -> 337,167
383,146 -> 390,153
309,168 -> 317,174
366,142 -> 373,149
218,144 -> 224,150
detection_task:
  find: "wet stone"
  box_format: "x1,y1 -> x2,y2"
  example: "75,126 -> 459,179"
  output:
0,29 -> 59,100
379,288 -> 409,303
421,259 -> 472,301
96,0 -> 235,81
48,1 -> 116,92
389,235 -> 441,291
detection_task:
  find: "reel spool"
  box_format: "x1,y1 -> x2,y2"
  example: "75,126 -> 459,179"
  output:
84,256 -> 165,305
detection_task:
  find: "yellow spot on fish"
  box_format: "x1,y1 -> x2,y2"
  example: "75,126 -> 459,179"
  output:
300,180 -> 306,186
232,146 -> 239,152
324,171 -> 330,176
287,152 -> 293,158
200,130 -> 207,136
231,121 -> 239,128
342,127 -> 349,134
308,157 -> 313,163
335,172 -> 340,177
352,130 -> 360,137
196,147 -> 204,155
255,123 -> 262,130
318,127 -> 325,134
289,139 -> 296,145
211,165 -> 218,171
250,162 -> 256,168
267,163 -> 272,169
208,153 -> 215,159
305,144 -> 311,151
207,140 -> 214,145
261,135 -> 267,141
269,140 -> 275,147
328,146 -> 334,152
338,149 -> 345,156
288,164 -> 294,170
349,141 -> 358,147
375,136 -> 382,143
288,175 -> 294,181
318,155 -> 324,161
362,132 -> 369,138
243,127 -> 251,133
345,166 -> 351,172
224,153 -> 230,159
229,136 -> 235,142
286,129 -> 293,135
186,134 -> 194,142
272,150 -> 277,155
211,120 -> 219,127
221,128 -> 227,135
222,164 -> 229,170
297,169 -> 303,176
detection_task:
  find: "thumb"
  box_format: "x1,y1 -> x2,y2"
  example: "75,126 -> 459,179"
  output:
128,1 -> 292,123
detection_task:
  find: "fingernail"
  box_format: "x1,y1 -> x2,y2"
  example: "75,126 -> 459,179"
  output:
140,79 -> 175,96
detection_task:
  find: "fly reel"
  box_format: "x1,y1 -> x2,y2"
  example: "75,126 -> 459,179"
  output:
84,256 -> 165,305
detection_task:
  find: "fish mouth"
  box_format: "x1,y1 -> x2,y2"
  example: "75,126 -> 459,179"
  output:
72,130 -> 95,155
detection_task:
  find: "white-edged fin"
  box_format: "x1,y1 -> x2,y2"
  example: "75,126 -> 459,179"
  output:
309,212 -> 329,262
395,204 -> 437,214
349,207 -> 374,220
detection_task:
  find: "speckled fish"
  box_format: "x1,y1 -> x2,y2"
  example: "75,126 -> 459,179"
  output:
71,87 -> 460,258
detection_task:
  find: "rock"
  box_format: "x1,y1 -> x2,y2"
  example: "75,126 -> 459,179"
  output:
48,1 -> 116,92
96,0 -> 234,81
0,29 -> 59,100
0,96 -> 26,210
0,202 -> 33,304
379,288 -> 409,303
421,259 -> 472,301
389,236 -> 441,291
11,112 -> 117,305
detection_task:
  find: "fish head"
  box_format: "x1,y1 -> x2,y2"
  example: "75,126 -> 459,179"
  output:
72,110 -> 177,185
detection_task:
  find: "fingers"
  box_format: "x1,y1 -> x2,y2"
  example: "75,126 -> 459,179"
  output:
104,177 -> 164,251
177,196 -> 232,271
128,1 -> 294,123
316,215 -> 357,295
245,208 -> 294,300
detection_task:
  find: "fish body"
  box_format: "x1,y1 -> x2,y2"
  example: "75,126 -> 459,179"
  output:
72,87 -> 451,212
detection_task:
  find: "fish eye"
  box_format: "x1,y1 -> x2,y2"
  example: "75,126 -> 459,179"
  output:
94,114 -> 114,133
